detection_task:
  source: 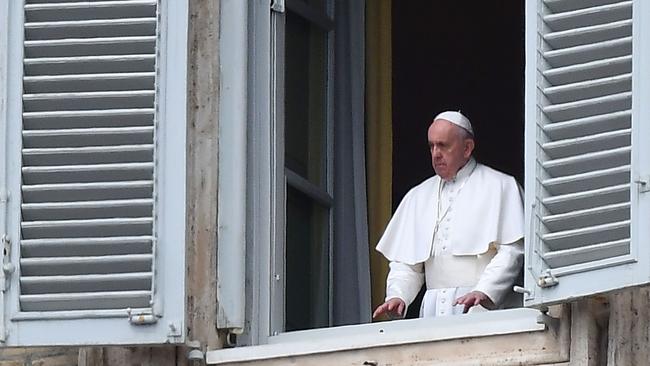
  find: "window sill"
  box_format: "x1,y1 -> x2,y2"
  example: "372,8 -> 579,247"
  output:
206,308 -> 546,365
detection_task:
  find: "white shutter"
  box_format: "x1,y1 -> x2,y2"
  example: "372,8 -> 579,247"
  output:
0,0 -> 188,345
524,0 -> 650,306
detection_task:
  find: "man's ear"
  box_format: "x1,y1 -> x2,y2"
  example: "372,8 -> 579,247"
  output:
464,139 -> 475,159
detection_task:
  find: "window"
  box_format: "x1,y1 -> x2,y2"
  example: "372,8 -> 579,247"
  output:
278,1 -> 334,332
0,0 -> 188,346
237,0 -> 650,353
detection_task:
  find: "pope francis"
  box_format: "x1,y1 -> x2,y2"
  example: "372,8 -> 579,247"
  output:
373,111 -> 524,319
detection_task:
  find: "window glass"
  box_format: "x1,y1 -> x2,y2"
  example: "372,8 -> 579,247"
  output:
284,10 -> 328,187
285,186 -> 330,331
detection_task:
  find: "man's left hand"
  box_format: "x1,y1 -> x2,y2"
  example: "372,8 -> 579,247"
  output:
454,291 -> 495,313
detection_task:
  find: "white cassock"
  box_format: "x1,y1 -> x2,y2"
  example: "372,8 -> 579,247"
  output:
376,158 -> 525,317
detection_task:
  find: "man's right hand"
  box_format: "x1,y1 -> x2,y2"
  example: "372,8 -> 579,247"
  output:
372,298 -> 406,319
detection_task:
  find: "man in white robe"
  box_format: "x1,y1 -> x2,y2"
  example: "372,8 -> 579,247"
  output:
373,111 -> 524,319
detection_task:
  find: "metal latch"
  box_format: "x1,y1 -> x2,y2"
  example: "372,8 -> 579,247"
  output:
271,0 -> 285,12
128,309 -> 157,325
634,176 -> 650,193
537,269 -> 559,288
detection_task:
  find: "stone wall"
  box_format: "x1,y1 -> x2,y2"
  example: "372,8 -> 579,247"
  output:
0,348 -> 78,366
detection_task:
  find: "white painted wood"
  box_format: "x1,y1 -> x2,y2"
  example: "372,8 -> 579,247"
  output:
523,0 -> 650,307
0,0 -> 11,343
241,0 -> 273,346
216,0 -> 248,335
0,0 -> 189,346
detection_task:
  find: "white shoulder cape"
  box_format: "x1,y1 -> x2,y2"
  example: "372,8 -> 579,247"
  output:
376,164 -> 524,265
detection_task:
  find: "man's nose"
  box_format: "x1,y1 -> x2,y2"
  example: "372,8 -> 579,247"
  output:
432,146 -> 442,158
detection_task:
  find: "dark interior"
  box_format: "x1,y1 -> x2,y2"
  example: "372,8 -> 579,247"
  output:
391,1 -> 525,317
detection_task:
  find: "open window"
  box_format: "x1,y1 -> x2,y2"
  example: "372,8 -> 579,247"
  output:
0,0 -> 188,346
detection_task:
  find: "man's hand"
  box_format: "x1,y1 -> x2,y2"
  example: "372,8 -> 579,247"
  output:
454,291 -> 495,313
372,298 -> 406,319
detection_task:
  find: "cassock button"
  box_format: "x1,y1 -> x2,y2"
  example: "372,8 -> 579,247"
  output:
441,298 -> 446,303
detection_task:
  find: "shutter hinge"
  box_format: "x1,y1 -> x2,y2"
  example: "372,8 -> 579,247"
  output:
271,0 -> 285,13
537,269 -> 559,288
634,176 -> 650,193
1,234 -> 13,292
128,309 -> 158,325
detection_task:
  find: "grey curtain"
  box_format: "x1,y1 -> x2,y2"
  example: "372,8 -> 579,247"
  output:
332,0 -> 371,326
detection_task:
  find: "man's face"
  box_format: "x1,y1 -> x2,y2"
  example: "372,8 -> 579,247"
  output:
427,119 -> 475,181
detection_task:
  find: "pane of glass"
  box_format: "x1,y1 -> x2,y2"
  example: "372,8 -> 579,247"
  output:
285,186 -> 329,331
284,10 -> 328,187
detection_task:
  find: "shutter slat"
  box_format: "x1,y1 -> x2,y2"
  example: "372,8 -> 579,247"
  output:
25,0 -> 157,10
542,165 -> 630,196
542,110 -> 631,139
21,236 -> 153,257
542,239 -> 630,268
543,55 -> 631,85
23,108 -> 155,121
543,1 -> 632,31
543,36 -> 632,68
541,128 -> 630,159
541,220 -> 630,251
542,183 -> 629,214
23,126 -> 152,137
23,72 -> 155,93
542,92 -> 631,121
22,217 -> 152,238
24,90 -> 154,101
25,17 -> 157,40
541,146 -> 630,177
24,91 -> 155,111
25,36 -> 156,47
544,19 -> 632,49
21,272 -> 152,294
19,291 -> 152,312
543,0 -> 626,14
25,54 -> 155,76
20,254 -> 153,276
543,73 -> 631,103
542,202 -> 630,232
23,144 -> 154,166
22,198 -> 153,220
23,128 -> 154,148
22,180 -> 153,202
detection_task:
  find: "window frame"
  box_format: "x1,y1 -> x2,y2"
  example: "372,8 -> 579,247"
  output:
244,0 -> 650,349
270,0 -> 336,335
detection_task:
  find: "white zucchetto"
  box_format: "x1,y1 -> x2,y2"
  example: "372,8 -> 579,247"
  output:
434,110 -> 474,136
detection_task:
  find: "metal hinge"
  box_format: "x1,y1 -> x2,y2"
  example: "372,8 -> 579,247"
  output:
537,269 -> 559,288
1,234 -> 13,292
634,176 -> 650,193
271,0 -> 285,13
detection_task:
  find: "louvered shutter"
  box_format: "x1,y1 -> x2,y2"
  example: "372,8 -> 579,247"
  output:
523,0 -> 650,306
0,0 -> 188,345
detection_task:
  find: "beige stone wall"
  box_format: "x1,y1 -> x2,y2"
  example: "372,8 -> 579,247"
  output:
0,348 -> 78,366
